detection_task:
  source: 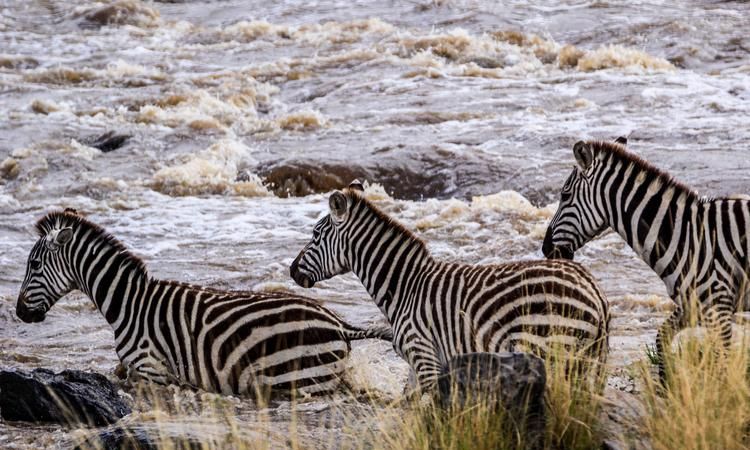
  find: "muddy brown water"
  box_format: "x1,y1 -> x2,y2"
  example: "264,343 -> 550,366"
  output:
1,0 -> 749,448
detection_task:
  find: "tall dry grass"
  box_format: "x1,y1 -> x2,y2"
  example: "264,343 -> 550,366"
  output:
61,324 -> 750,450
639,325 -> 750,450
357,346 -> 608,450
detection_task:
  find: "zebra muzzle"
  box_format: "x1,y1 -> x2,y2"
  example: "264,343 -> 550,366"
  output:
542,229 -> 575,260
289,254 -> 315,288
15,295 -> 47,323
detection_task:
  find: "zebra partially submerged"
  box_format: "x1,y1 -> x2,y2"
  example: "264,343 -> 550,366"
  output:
16,210 -> 391,396
290,182 -> 609,390
543,139 -> 750,382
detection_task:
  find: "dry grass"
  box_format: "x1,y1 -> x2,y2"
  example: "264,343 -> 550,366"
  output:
54,327 -> 750,450
356,347 -> 607,450
544,350 -> 607,450
639,327 -> 750,450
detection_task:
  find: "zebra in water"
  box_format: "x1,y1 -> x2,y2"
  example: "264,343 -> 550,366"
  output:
289,182 -> 609,390
542,139 -> 750,382
16,210 -> 391,396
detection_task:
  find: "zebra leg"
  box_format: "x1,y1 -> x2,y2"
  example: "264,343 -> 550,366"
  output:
128,354 -> 180,387
703,301 -> 734,357
655,306 -> 685,387
401,351 -> 442,401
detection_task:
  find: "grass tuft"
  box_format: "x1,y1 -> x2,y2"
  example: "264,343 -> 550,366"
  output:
358,346 -> 607,450
639,327 -> 750,450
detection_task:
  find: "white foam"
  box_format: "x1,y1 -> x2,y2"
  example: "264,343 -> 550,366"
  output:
151,139 -> 269,197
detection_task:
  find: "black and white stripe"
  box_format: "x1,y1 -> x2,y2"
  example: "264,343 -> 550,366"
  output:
16,210 -> 391,396
290,183 -> 609,390
543,139 -> 750,381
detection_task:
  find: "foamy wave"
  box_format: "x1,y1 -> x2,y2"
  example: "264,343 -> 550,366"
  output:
222,20 -> 291,42
221,18 -> 393,45
136,81 -> 279,134
24,60 -> 166,87
151,139 -> 270,197
276,109 -> 327,131
471,191 -> 552,219
294,18 -> 395,45
391,27 -> 672,77
30,99 -> 66,115
346,340 -> 409,400
362,182 -> 393,201
63,139 -> 101,161
576,45 -> 674,72
219,21 -> 671,85
243,49 -> 381,83
414,199 -> 469,231
74,0 -> 161,28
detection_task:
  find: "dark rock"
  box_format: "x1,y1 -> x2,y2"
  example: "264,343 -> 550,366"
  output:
73,426 -> 206,450
258,160 -> 454,200
84,131 -> 130,152
0,368 -> 131,426
437,352 -> 546,449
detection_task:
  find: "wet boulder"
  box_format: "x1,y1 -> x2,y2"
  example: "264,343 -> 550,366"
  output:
437,352 -> 546,449
0,368 -> 131,426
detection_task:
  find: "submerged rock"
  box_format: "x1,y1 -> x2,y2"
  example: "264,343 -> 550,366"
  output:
0,368 -> 131,426
84,131 -> 131,153
259,160 -> 453,200
437,352 -> 546,449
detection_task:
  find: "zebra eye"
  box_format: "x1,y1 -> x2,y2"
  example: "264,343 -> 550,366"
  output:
30,260 -> 42,271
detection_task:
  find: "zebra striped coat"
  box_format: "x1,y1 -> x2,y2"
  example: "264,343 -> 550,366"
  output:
16,210 -> 391,396
543,139 -> 750,380
290,183 -> 609,390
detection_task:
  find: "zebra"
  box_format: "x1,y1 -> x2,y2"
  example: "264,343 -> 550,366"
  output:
289,181 -> 610,391
16,209 -> 391,397
542,138 -> 750,382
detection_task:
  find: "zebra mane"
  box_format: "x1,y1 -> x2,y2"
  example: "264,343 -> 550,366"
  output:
35,210 -> 148,275
345,189 -> 429,254
590,140 -> 701,201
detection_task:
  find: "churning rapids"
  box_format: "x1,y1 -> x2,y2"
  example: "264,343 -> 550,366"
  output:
1,0 -> 749,447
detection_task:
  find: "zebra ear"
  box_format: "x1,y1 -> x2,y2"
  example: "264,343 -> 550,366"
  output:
614,136 -> 627,145
329,191 -> 349,222
573,141 -> 594,171
46,227 -> 73,249
348,180 -> 364,192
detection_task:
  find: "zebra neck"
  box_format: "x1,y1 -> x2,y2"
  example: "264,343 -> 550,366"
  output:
73,237 -> 150,326
603,166 -> 699,288
348,225 -> 432,315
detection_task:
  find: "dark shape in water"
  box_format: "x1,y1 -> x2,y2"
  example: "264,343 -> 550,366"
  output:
73,426 -> 207,450
0,368 -> 131,426
84,131 -> 130,153
258,161 -> 454,200
437,352 -> 547,450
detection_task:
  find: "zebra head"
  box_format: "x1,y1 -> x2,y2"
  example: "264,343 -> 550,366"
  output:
17,216 -> 78,323
290,180 -> 364,288
543,140 -> 611,260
